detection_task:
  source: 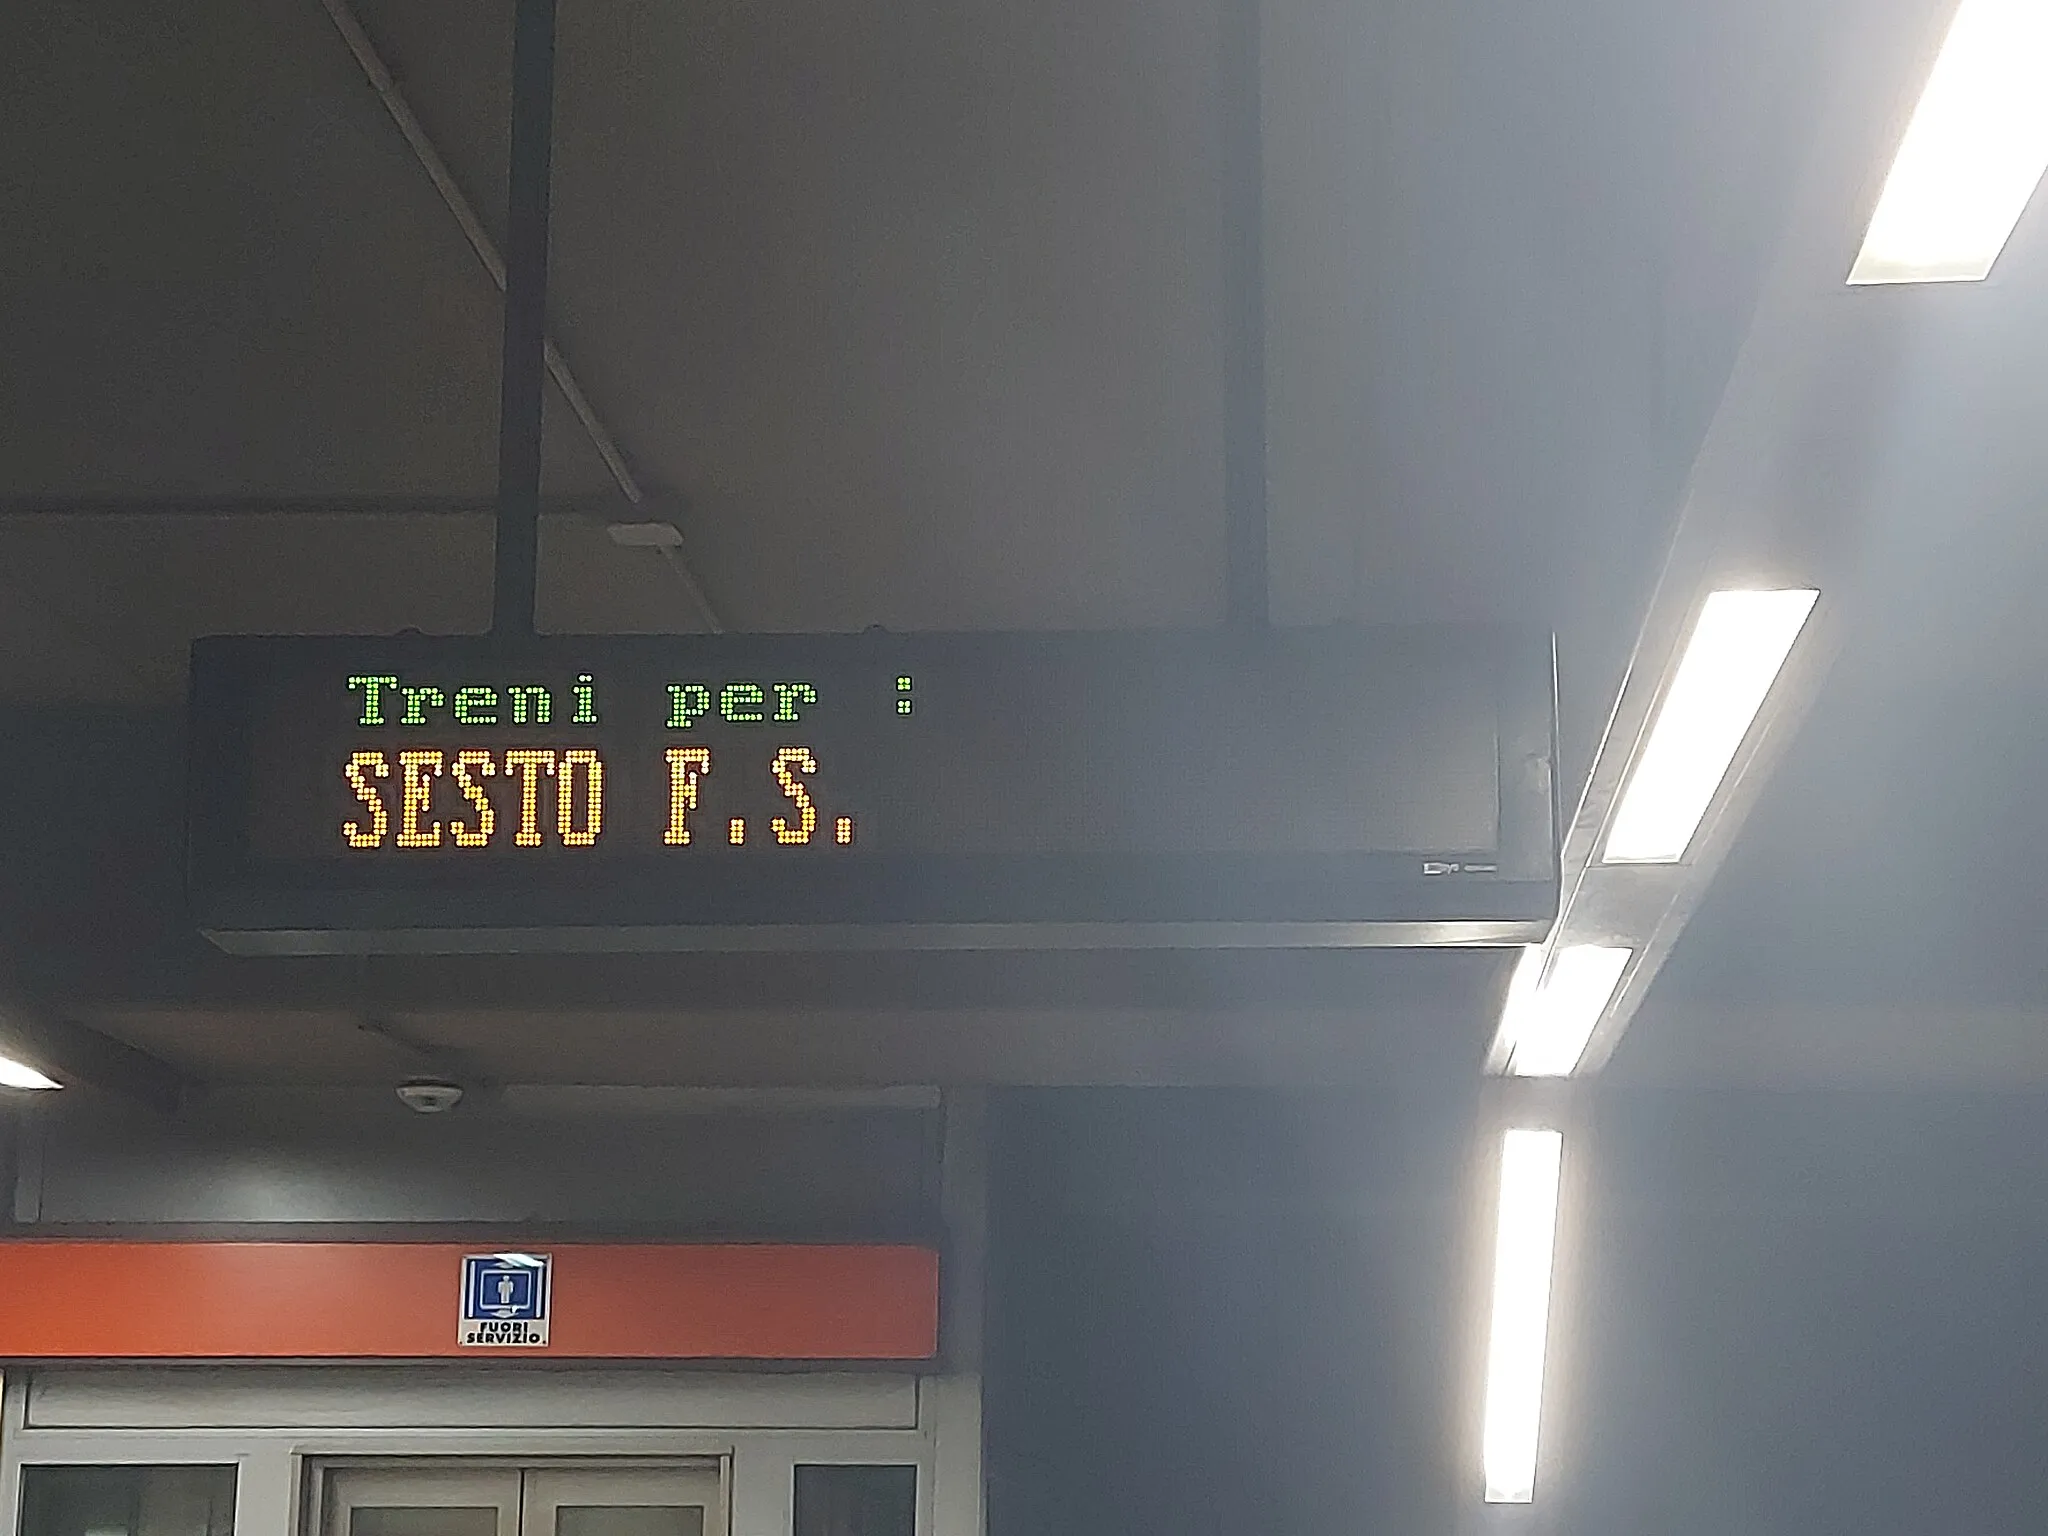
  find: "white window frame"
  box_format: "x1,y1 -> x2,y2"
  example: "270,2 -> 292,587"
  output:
0,1370 -> 978,1536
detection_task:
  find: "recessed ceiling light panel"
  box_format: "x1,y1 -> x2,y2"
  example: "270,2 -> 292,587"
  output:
1482,1126 -> 1565,1504
1849,0 -> 2048,284
1603,588 -> 1818,865
0,1054 -> 60,1090
1497,944 -> 1633,1079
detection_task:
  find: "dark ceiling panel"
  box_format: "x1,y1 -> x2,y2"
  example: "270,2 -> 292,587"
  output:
0,515 -> 494,701
13,0 -> 2042,1085
82,992 -> 1505,1088
1260,0 -> 1859,785
353,0 -> 1231,632
73,1010 -> 422,1086
1652,226 -> 2048,1021
0,512 -> 722,703
0,0 -> 605,499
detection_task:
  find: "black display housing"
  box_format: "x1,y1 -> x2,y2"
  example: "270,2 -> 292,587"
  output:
186,626 -> 1558,954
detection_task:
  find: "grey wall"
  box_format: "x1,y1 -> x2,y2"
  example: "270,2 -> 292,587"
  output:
8,1090 -> 941,1238
1561,1089 -> 2048,1536
986,1087 -> 1476,1534
987,1086 -> 2048,1536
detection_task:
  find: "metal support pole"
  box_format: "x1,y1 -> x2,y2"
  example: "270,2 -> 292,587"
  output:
492,0 -> 559,638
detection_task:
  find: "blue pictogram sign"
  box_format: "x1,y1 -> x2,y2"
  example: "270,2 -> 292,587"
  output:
459,1252 -> 551,1347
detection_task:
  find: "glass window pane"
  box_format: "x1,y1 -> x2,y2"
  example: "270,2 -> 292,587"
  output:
350,1512 -> 499,1536
20,1467 -> 236,1536
554,1508 -> 701,1536
792,1466 -> 915,1536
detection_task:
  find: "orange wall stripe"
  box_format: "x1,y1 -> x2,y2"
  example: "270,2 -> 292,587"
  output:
0,1242 -> 940,1360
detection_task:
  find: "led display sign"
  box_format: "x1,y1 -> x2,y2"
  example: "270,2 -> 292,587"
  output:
187,627 -> 1557,952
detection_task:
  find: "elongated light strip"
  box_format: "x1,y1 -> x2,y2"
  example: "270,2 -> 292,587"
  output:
0,1053 -> 60,1090
1483,1127 -> 1565,1504
1604,588 -> 1818,864
1849,0 -> 2048,283
1499,944 -> 1633,1078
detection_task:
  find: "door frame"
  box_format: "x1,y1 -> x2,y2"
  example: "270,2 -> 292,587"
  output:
313,1460 -> 729,1536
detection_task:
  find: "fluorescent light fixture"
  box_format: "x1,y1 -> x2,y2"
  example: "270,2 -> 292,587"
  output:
1604,588 -> 1818,864
1498,943 -> 1632,1078
1849,0 -> 2048,283
1482,1126 -> 1565,1504
0,1053 -> 60,1090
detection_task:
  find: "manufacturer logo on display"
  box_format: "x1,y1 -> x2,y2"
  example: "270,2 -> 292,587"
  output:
459,1252 -> 551,1346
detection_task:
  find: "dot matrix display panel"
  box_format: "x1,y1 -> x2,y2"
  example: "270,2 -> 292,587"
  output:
188,627 -> 1558,952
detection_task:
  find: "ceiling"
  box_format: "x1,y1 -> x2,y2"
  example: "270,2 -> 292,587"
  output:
4,0 -> 2045,1090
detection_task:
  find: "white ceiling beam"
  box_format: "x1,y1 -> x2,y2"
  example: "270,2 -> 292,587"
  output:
1489,0 -> 1966,1076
